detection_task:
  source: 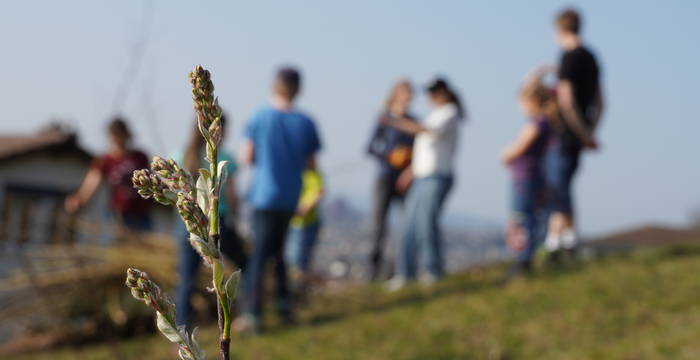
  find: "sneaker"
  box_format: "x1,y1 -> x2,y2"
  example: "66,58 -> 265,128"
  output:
418,273 -> 439,287
544,233 -> 561,252
385,276 -> 407,292
561,229 -> 578,249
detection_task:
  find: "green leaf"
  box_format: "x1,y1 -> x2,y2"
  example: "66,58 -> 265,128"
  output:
195,169 -> 211,215
212,260 -> 225,294
224,269 -> 241,303
156,312 -> 184,344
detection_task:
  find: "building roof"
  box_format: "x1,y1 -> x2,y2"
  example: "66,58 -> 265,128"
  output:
0,125 -> 92,163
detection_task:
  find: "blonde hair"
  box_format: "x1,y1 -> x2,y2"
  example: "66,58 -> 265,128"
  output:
383,79 -> 412,111
520,80 -> 559,129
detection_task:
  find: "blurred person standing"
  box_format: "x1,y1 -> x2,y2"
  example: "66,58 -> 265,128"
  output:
171,115 -> 248,328
65,117 -> 152,232
365,80 -> 417,281
236,66 -> 322,334
500,70 -> 555,279
544,8 -> 604,261
285,166 -> 324,293
384,78 -> 465,290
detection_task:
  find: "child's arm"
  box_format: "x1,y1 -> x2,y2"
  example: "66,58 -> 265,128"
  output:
65,167 -> 103,213
241,140 -> 255,166
224,176 -> 239,216
395,167 -> 413,194
385,116 -> 427,135
500,123 -> 540,165
296,170 -> 324,217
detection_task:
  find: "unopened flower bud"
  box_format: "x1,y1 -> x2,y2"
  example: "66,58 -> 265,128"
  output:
176,192 -> 208,240
125,268 -> 176,321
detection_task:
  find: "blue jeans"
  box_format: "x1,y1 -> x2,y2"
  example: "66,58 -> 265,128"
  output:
240,209 -> 294,319
397,175 -> 454,279
545,143 -> 581,215
285,221 -> 321,272
511,177 -> 546,264
175,219 -> 248,327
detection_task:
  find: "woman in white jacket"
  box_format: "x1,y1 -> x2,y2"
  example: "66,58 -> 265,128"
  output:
384,78 -> 466,290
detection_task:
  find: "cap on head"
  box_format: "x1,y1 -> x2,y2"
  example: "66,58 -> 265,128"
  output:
274,66 -> 301,100
556,8 -> 581,34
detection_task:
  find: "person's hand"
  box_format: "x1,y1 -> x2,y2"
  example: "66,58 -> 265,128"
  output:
500,148 -> 514,166
295,203 -> 311,218
395,168 -> 413,194
583,136 -> 599,151
64,194 -> 81,214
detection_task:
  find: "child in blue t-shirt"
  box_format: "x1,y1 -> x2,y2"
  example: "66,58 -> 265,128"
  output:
236,67 -> 322,334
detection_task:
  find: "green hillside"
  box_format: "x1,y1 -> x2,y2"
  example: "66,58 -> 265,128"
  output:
12,241 -> 700,360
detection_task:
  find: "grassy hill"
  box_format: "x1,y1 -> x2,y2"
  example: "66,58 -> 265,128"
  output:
11,239 -> 700,360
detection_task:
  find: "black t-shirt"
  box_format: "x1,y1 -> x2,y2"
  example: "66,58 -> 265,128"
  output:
558,46 -> 600,151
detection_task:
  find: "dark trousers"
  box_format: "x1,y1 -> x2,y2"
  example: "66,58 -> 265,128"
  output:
370,175 -> 404,280
241,209 -> 294,318
545,143 -> 581,216
175,219 -> 248,327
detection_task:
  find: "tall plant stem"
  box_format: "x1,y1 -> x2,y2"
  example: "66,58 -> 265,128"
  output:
208,143 -> 231,360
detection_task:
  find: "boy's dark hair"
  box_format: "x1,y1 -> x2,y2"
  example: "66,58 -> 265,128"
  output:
108,116 -> 132,140
274,66 -> 301,100
556,8 -> 581,34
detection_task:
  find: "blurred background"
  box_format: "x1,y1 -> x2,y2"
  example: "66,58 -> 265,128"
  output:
1,1 -> 699,359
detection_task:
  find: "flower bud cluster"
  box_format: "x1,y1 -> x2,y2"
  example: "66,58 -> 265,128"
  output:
125,268 -> 176,321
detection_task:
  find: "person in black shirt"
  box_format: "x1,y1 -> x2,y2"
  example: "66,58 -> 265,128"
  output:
366,79 -> 417,281
544,8 -> 605,259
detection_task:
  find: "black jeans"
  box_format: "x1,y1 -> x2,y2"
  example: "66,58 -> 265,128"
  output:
175,218 -> 248,327
370,174 -> 404,280
241,209 -> 294,318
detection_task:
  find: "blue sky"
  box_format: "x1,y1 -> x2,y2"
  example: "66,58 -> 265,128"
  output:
1,1 -> 698,235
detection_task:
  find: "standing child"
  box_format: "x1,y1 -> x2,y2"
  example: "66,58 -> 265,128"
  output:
236,66 -> 322,335
285,166 -> 324,292
500,71 -> 556,278
366,79 -> 417,281
545,8 -> 604,260
384,78 -> 466,290
65,117 -> 152,234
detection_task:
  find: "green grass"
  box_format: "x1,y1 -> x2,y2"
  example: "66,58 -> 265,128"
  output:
12,243 -> 700,359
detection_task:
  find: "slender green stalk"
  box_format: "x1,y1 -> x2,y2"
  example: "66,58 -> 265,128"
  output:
129,65 -> 240,360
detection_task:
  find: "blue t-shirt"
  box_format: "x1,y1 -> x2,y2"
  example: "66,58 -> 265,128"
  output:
245,106 -> 321,211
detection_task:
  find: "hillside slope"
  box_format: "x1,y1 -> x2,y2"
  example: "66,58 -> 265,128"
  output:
12,241 -> 700,360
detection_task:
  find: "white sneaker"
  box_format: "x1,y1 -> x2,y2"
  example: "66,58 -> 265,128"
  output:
561,229 -> 578,249
385,276 -> 407,292
544,233 -> 561,252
